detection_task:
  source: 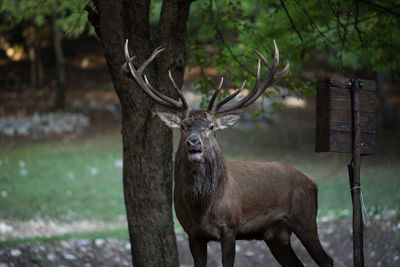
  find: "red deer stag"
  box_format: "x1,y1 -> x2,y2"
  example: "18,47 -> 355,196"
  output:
121,40 -> 333,267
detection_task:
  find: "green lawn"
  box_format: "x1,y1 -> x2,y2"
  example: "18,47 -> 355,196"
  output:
0,228 -> 129,247
0,135 -> 125,222
0,108 -> 399,229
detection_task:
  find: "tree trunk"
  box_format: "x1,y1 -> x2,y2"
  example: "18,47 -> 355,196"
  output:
52,3 -> 66,110
28,43 -> 37,89
376,71 -> 397,129
90,0 -> 191,265
26,25 -> 44,90
35,35 -> 44,89
26,25 -> 38,90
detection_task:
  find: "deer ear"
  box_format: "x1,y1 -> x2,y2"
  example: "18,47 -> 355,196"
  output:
215,112 -> 241,130
155,109 -> 182,128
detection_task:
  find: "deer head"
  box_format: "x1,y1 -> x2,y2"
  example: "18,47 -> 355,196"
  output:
121,40 -> 289,162
156,108 -> 242,162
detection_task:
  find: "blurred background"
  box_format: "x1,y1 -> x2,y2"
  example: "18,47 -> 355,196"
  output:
0,0 -> 399,266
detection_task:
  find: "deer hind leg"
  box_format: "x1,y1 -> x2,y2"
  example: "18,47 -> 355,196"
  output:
292,222 -> 334,267
264,228 -> 304,267
189,237 -> 207,267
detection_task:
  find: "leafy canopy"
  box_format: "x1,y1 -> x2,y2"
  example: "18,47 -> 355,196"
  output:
1,0 -> 90,37
1,0 -> 399,102
184,0 -> 400,104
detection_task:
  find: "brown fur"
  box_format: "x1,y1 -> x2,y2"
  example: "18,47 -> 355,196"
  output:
171,110 -> 333,267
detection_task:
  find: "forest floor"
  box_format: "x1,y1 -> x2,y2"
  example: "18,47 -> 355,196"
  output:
0,219 -> 399,266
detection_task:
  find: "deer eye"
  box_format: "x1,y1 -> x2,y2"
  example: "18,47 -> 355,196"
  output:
209,125 -> 214,130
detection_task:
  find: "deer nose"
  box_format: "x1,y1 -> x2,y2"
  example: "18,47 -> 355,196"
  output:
186,137 -> 200,147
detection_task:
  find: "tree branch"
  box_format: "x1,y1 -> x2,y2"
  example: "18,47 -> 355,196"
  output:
210,0 -> 256,77
279,0 -> 303,43
359,0 -> 400,18
65,0 -> 92,38
353,0 -> 363,44
293,0 -> 333,44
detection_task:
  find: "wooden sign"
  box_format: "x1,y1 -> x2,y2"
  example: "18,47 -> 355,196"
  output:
315,76 -> 376,267
315,77 -> 376,155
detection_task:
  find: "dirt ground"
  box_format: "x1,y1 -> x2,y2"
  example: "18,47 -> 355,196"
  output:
0,219 -> 399,267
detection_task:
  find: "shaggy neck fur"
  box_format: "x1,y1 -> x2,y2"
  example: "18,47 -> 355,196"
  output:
175,139 -> 227,211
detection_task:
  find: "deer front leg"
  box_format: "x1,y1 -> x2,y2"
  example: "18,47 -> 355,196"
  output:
221,227 -> 236,267
189,237 -> 207,267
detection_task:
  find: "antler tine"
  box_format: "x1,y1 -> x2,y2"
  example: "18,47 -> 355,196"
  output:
168,70 -> 188,110
272,39 -> 279,69
254,50 -> 271,70
121,55 -> 136,79
237,43 -> 281,106
273,60 -> 290,81
137,46 -> 165,74
255,60 -> 261,88
123,40 -> 132,66
214,40 -> 289,114
230,57 -> 264,107
124,42 -> 174,108
215,80 -> 246,111
207,77 -> 224,111
143,75 -> 183,107
122,39 -> 187,111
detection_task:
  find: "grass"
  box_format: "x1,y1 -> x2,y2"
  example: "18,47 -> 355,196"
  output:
0,227 -> 129,247
0,134 -> 125,221
0,106 -> 399,244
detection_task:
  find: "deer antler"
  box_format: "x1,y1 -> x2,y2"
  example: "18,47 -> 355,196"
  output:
208,40 -> 290,114
121,39 -> 188,111
207,77 -> 224,111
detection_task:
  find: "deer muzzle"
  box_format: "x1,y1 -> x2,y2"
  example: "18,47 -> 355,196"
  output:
186,135 -> 203,161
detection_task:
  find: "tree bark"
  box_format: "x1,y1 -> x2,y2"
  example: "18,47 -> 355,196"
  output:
28,43 -> 37,89
26,25 -> 43,90
52,3 -> 66,110
90,0 -> 192,265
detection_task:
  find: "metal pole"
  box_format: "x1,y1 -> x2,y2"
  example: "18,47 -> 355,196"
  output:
350,80 -> 364,267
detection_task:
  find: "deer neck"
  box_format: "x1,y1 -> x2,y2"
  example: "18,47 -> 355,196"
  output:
175,140 -> 227,210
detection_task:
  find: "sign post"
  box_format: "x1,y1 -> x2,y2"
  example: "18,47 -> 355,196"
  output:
349,79 -> 364,267
316,77 -> 376,267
